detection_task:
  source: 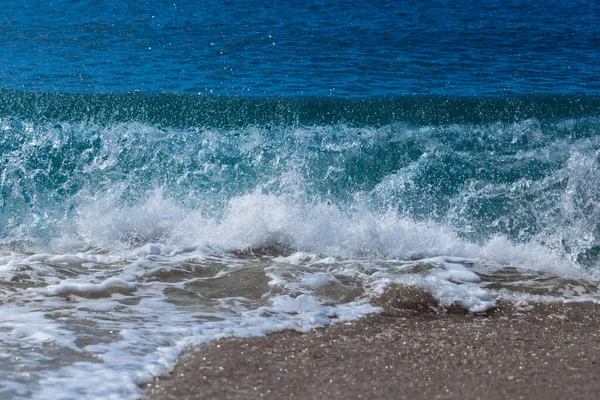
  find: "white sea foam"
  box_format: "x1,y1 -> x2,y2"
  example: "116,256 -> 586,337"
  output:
55,189 -> 590,280
22,288 -> 379,400
1,179 -> 599,398
45,277 -> 139,296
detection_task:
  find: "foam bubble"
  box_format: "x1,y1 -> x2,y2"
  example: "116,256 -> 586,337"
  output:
46,277 -> 139,296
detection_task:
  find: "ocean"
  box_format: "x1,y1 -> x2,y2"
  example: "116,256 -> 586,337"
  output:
1,0 -> 600,398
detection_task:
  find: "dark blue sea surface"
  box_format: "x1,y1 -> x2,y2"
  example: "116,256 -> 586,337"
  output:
1,0 -> 599,95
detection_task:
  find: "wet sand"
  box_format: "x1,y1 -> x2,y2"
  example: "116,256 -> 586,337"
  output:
145,286 -> 600,399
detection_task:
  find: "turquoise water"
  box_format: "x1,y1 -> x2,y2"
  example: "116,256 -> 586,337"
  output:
2,93 -> 600,266
1,1 -> 600,398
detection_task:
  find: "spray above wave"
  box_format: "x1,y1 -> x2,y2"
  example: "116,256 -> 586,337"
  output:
2,90 -> 600,127
1,94 -> 600,275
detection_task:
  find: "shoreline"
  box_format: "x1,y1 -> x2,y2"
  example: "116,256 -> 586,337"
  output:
145,286 -> 600,399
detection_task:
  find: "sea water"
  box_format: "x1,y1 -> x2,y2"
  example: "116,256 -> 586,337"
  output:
1,0 -> 600,398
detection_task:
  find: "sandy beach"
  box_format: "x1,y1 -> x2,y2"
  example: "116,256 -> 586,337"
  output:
144,286 -> 600,399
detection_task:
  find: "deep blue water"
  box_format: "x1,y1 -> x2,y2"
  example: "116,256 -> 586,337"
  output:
1,0 -> 599,95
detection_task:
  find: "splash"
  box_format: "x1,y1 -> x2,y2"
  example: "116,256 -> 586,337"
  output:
1,104 -> 599,274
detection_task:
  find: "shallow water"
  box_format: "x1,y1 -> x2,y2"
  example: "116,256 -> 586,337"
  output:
1,246 -> 600,398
